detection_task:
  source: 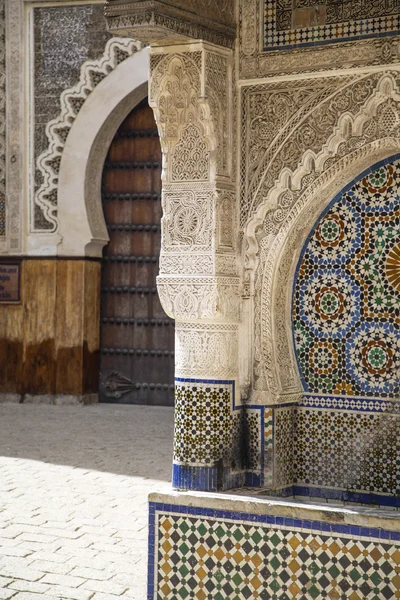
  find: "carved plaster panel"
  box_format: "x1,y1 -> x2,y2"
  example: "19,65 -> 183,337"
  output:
217,190 -> 236,252
162,189 -> 213,250
159,253 -> 237,276
6,0 -> 23,252
239,0 -> 400,79
159,254 -> 214,276
171,123 -> 210,181
240,72 -> 390,231
205,50 -> 230,178
157,276 -> 240,322
0,0 -> 5,239
175,322 -> 239,379
215,254 -> 237,276
34,37 -> 140,233
150,44 -> 238,325
149,47 -> 232,183
244,72 -> 400,263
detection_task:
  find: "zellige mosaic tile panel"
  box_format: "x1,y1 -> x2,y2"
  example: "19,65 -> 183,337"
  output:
293,158 -> 400,399
149,502 -> 400,600
294,403 -> 400,496
265,0 -> 400,50
173,379 -> 265,490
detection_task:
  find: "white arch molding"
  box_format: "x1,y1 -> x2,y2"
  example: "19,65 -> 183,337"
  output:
54,48 -> 150,257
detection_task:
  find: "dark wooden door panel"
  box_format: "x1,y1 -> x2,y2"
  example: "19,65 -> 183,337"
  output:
99,98 -> 174,406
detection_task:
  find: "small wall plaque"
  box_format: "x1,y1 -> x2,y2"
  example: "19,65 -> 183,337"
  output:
0,263 -> 20,303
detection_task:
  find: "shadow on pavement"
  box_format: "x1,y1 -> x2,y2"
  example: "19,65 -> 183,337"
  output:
0,403 -> 174,482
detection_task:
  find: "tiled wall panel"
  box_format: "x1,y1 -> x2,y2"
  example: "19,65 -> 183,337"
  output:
264,1 -> 400,50
149,500 -> 400,600
289,157 -> 400,504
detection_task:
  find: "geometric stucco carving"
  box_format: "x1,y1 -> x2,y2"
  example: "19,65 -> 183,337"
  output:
34,38 -> 141,233
244,72 -> 400,266
175,322 -> 239,379
244,70 -> 400,405
149,44 -> 237,304
157,277 -> 240,322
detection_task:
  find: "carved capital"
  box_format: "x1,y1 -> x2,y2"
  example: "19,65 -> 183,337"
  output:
157,276 -> 239,322
105,0 -> 235,48
175,322 -> 239,379
149,46 -> 233,181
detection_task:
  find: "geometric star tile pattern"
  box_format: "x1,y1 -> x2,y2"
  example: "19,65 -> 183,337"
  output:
265,0 -> 400,51
173,381 -> 235,466
173,380 -> 265,487
154,510 -> 400,600
293,159 -> 400,398
274,406 -> 295,489
293,406 -> 400,496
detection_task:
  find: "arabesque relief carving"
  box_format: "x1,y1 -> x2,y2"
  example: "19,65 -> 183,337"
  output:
148,43 -> 239,384
35,37 -> 140,233
175,322 -> 238,379
105,0 -> 235,49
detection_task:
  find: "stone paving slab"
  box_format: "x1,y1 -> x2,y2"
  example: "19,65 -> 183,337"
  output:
0,404 -> 174,600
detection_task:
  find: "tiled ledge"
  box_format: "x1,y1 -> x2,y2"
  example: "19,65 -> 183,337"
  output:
149,489 -> 400,532
148,490 -> 400,599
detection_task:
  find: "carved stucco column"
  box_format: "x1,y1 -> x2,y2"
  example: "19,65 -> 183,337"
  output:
106,2 -> 241,491
150,45 -> 241,491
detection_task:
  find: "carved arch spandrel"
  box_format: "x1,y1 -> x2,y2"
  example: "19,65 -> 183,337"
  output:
245,72 -> 400,272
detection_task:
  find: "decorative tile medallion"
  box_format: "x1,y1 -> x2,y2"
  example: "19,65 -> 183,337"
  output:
264,0 -> 400,51
293,158 -> 400,398
149,501 -> 400,600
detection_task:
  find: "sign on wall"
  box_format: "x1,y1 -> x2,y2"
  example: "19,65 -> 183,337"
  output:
0,263 -> 20,303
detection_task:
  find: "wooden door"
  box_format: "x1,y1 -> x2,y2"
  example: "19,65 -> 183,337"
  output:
99,98 -> 174,406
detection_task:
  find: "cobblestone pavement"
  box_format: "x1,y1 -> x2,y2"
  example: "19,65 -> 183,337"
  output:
0,404 -> 174,600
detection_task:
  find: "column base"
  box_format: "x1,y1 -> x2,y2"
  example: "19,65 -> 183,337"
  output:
172,464 -> 246,492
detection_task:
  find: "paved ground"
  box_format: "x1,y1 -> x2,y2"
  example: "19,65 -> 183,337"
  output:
0,404 -> 174,600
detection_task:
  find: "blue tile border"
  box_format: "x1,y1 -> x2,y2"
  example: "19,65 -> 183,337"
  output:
172,464 -> 217,491
263,28 -> 400,52
293,485 -> 400,507
147,499 -> 400,599
300,394 -> 400,413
